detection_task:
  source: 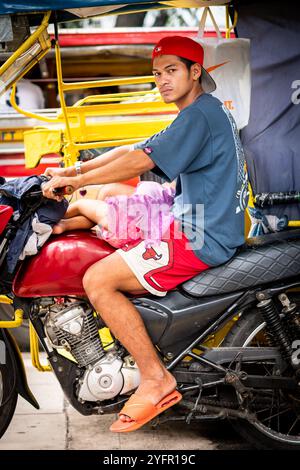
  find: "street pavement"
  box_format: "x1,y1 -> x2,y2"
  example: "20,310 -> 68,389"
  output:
0,354 -> 252,450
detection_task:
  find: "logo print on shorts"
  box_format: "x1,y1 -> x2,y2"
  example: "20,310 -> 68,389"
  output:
142,246 -> 162,261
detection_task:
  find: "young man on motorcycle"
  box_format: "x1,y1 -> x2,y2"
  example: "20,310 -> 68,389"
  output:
42,36 -> 248,432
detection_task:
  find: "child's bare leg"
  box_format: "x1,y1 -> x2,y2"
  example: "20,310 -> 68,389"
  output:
53,216 -> 94,234
53,200 -> 108,234
63,200 -> 92,219
97,183 -> 135,201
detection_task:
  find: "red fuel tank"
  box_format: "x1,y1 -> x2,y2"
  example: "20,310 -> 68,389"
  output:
13,231 -> 115,297
0,205 -> 13,235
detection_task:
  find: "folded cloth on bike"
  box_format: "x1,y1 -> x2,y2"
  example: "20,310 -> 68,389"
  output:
0,175 -> 68,273
19,214 -> 53,260
97,181 -> 175,248
247,206 -> 289,237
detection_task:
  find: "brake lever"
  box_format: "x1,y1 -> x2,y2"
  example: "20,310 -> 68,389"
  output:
26,190 -> 44,197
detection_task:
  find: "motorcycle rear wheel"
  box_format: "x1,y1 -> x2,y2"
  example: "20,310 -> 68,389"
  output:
223,308 -> 300,450
0,355 -> 18,439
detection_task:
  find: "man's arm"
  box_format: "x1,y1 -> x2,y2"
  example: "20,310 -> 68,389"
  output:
42,149 -> 155,199
63,145 -> 133,177
79,150 -> 154,186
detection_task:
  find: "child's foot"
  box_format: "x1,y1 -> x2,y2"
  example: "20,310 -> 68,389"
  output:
52,221 -> 66,234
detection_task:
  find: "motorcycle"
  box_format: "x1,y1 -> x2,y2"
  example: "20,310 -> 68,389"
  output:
1,186 -> 300,449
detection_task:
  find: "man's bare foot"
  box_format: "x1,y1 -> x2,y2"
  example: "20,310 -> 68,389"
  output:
119,370 -> 177,423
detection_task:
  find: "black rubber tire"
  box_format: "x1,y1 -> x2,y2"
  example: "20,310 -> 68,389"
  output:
223,308 -> 300,450
0,304 -> 30,351
0,353 -> 18,439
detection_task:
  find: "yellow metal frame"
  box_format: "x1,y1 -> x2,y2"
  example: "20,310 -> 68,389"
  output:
29,323 -> 52,372
0,308 -> 24,328
22,76 -> 176,168
53,41 -> 177,167
287,221 -> 300,227
0,12 -> 51,94
0,12 -> 178,169
225,5 -> 238,39
0,12 -> 177,168
5,28 -> 176,169
202,315 -> 239,349
74,89 -> 160,106
0,295 -> 13,305
10,83 -> 58,123
1,4 -> 240,173
0,296 -> 51,371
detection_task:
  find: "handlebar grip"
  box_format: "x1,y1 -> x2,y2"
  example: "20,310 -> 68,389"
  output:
52,185 -> 74,196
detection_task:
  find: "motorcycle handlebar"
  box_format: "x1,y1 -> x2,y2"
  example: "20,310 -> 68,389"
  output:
25,185 -> 74,201
40,177 -> 75,198
52,185 -> 74,196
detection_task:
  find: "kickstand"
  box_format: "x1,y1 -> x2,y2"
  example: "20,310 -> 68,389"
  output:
186,382 -> 202,424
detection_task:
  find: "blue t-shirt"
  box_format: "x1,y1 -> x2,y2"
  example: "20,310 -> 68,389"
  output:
134,93 -> 248,266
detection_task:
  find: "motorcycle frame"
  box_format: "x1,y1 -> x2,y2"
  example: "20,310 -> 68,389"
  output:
19,277 -> 299,415
166,280 -> 300,371
2,280 -> 300,378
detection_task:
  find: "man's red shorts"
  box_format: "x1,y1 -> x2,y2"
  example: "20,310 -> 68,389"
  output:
117,221 -> 209,296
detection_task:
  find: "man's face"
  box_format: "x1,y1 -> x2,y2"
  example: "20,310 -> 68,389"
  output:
152,54 -> 197,104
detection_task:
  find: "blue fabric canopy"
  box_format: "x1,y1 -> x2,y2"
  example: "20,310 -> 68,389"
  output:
1,0 -> 172,15
236,3 -> 300,224
0,1 -> 231,25
0,0 -> 189,24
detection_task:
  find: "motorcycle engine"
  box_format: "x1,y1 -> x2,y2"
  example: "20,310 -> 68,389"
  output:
44,301 -> 140,402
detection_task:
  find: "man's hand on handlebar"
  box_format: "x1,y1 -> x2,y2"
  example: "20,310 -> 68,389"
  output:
42,175 -> 78,201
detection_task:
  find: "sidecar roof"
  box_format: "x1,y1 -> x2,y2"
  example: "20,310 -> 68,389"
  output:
0,0 -> 230,25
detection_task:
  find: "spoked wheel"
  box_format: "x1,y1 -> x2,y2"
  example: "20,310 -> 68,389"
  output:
223,308 -> 300,450
0,344 -> 18,439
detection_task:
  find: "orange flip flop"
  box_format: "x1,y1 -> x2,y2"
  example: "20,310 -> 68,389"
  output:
110,390 -> 182,433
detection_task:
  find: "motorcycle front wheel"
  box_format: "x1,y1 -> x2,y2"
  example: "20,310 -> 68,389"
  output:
223,308 -> 300,450
0,340 -> 18,439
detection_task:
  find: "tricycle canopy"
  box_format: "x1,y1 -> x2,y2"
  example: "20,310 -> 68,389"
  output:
0,0 -> 229,25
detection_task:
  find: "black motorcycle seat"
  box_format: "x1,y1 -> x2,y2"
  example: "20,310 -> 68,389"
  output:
182,232 -> 300,297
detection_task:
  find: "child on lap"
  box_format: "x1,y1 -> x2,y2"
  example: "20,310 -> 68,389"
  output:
53,181 -> 175,248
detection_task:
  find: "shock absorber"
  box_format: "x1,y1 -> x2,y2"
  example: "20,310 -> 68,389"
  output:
256,295 -> 293,360
279,293 -> 300,337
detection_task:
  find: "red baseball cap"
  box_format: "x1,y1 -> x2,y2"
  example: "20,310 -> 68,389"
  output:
152,35 -> 216,94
